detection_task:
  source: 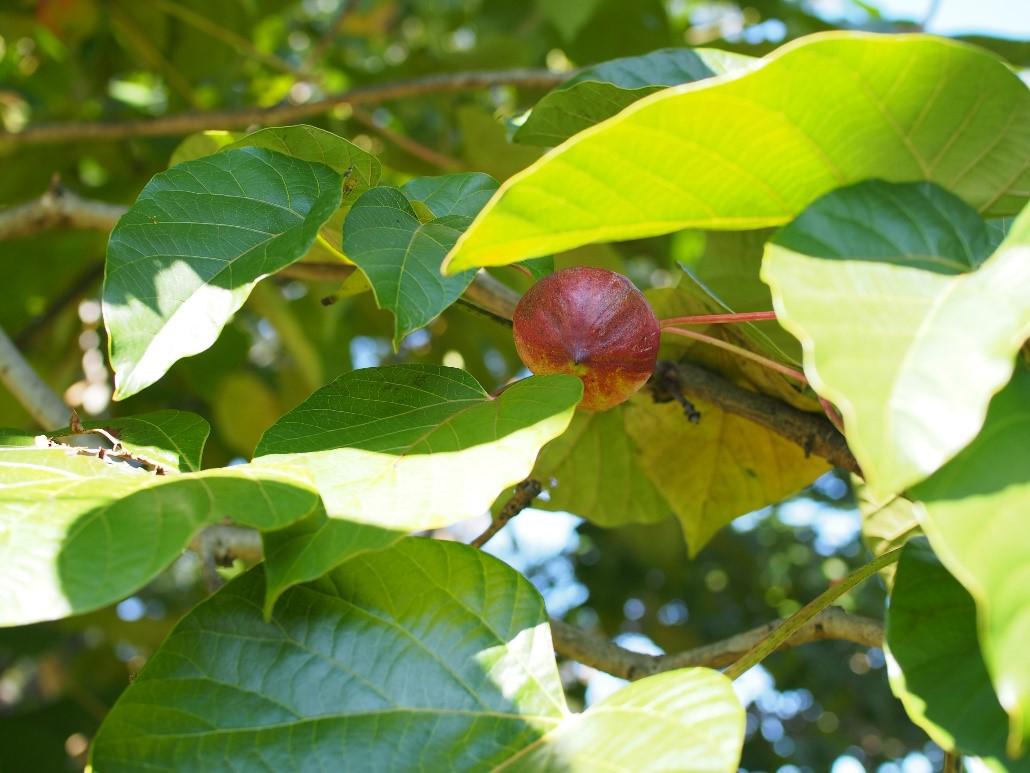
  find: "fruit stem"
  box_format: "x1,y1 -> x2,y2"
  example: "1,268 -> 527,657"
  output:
659,311 -> 778,328
662,327 -> 808,385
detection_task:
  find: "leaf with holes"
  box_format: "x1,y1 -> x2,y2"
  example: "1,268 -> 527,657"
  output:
50,409 -> 210,473
764,181 -> 1030,497
886,541 -> 1028,770
90,538 -> 744,772
443,33 -> 1029,272
103,147 -> 343,399
0,435 -> 319,627
515,48 -> 755,146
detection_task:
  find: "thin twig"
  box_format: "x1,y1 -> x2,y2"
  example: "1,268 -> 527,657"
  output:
350,106 -> 465,170
470,479 -> 541,548
659,311 -> 778,327
550,607 -> 884,681
2,69 -> 565,145
663,326 -> 808,384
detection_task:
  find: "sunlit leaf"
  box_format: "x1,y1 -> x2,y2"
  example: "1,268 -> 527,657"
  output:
515,48 -> 754,146
764,182 -> 1029,496
444,33 -> 1029,272
104,147 -> 343,399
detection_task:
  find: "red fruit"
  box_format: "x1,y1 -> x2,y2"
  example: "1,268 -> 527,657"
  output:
512,267 -> 660,412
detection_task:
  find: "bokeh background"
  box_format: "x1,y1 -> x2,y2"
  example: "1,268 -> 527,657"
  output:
1,1 -> 1027,770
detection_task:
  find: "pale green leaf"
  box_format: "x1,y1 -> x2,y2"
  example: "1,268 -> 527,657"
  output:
536,392 -> 827,554
444,33 -> 1029,272
343,186 -> 478,347
764,182 -> 1030,496
91,538 -> 743,772
402,172 -> 498,217
911,367 -> 1030,753
168,130 -> 239,167
504,668 -> 744,772
886,541 -> 1028,771
856,481 -> 920,586
104,147 -> 343,399
0,441 -> 319,626
515,48 -> 754,146
253,365 -> 582,530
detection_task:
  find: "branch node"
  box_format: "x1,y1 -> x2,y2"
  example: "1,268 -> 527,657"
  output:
649,360 -> 701,422
470,478 -> 541,548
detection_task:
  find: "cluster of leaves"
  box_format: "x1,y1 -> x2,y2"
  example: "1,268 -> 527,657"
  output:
1,2 -> 1028,770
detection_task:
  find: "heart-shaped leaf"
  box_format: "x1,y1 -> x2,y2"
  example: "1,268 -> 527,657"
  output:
90,538 -> 744,772
886,541 -> 1027,770
443,33 -> 1029,272
911,366 -> 1030,753
104,146 -> 343,399
763,182 -> 1030,496
515,47 -> 754,146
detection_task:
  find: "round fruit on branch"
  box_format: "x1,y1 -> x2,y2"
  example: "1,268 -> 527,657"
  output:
512,267 -> 660,412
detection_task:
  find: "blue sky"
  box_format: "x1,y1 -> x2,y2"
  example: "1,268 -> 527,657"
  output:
867,0 -> 1030,38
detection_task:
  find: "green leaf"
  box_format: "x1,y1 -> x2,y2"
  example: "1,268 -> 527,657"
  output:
910,366 -> 1030,754
443,33 -> 1029,272
227,124 -> 382,198
55,409 -> 209,473
401,171 -> 498,217
763,182 -> 1030,496
343,185 -> 482,347
536,393 -> 827,554
0,440 -> 319,626
104,147 -> 343,399
91,538 -> 744,772
515,48 -> 754,147
254,365 -> 582,530
886,541 -> 1028,770
260,508 -> 399,617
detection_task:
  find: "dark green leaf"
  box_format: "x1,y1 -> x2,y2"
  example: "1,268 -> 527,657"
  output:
516,48 -> 753,146
91,538 -> 744,772
886,541 -> 1028,770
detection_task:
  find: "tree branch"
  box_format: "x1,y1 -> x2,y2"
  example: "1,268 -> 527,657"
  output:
470,478 -> 541,548
0,177 -> 127,240
550,607 -> 883,681
1,69 -> 565,146
0,323 -> 69,430
651,360 -> 860,474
